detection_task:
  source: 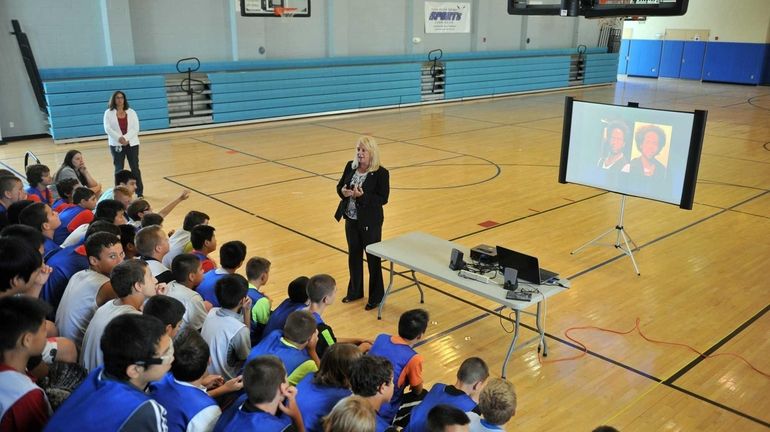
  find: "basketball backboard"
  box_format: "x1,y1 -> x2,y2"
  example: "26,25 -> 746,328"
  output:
240,0 -> 311,17
508,0 -> 688,18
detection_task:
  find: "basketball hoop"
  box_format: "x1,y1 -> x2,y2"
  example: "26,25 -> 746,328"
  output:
274,6 -> 298,19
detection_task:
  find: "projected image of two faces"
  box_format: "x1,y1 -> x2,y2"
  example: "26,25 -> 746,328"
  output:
599,121 -> 671,180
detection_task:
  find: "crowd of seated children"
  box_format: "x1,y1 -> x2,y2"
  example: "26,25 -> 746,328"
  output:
296,343 -> 361,432
166,253 -> 210,332
427,405 -> 470,432
263,276 -> 310,336
201,274 -> 252,381
347,355 -> 397,432
97,169 -> 137,204
247,310 -> 320,386
466,378 -> 517,432
53,187 -> 95,245
55,232 -> 123,348
135,224 -> 174,283
197,240 -> 247,306
25,164 -> 54,206
323,395 -> 376,432
405,357 -> 488,432
163,210 -> 209,268
369,308 -> 429,427
191,224 -> 218,273
305,274 -> 372,358
214,355 -> 304,432
19,202 -> 62,258
245,256 -> 271,343
52,178 -> 79,213
46,314 -> 171,431
80,259 -> 162,371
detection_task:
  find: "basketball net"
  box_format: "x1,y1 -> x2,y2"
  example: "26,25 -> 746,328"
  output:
274,6 -> 298,20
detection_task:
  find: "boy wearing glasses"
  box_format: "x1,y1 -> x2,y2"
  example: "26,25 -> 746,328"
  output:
45,314 -> 172,432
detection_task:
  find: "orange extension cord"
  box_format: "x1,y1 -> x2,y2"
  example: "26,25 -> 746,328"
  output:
538,318 -> 770,379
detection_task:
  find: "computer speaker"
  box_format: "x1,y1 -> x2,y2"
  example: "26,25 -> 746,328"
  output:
503,267 -> 519,290
449,248 -> 465,270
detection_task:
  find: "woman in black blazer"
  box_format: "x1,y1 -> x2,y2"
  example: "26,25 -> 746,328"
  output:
334,136 -> 390,310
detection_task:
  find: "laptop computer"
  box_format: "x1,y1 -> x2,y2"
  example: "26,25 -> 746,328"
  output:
495,246 -> 558,285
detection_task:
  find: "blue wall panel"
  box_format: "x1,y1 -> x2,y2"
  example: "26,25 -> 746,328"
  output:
627,40 -> 663,78
618,39 -> 630,74
659,41 -> 684,78
680,41 -> 706,80
702,42 -> 766,84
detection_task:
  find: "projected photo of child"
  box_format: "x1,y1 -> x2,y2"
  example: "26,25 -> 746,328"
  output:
622,123 -> 671,188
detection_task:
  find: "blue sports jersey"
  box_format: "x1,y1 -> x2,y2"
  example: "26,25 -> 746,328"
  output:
263,299 -> 307,336
246,330 -> 311,377
295,373 -> 351,432
197,270 -> 227,307
54,205 -> 87,244
404,383 -> 477,432
26,186 -> 52,205
369,334 -> 418,424
41,245 -> 89,315
150,372 -> 217,432
213,393 -> 292,432
43,237 -> 61,260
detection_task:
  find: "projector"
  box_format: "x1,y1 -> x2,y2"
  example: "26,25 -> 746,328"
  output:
470,244 -> 497,265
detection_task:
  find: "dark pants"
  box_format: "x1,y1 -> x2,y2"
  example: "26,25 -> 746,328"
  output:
110,145 -> 144,196
345,218 -> 384,304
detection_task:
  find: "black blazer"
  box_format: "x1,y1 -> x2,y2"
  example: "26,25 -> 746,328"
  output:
334,161 -> 390,227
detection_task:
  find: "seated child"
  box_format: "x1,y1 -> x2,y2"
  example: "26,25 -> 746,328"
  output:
24,164 -> 54,205
118,223 -> 139,259
296,343 -> 361,432
263,276 -> 309,337
141,212 -> 164,229
200,274 -> 252,380
246,310 -> 320,386
163,210 -> 209,268
0,175 -> 25,229
213,355 -> 303,432
368,308 -> 429,426
0,296 -> 52,431
98,169 -> 137,203
143,294 -> 186,339
190,224 -> 217,273
19,202 -> 62,258
405,357 -> 488,432
126,190 -> 190,227
45,314 -> 171,431
323,396 -> 376,432
348,355 -> 397,432
135,224 -> 174,283
466,378 -> 517,432
111,185 -> 133,209
166,253 -> 210,332
427,405 -> 470,432
53,187 -> 95,244
245,256 -> 271,344
52,178 -> 79,213
197,240 -> 246,306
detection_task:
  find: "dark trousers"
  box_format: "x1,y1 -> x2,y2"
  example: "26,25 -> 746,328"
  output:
345,218 -> 384,304
110,145 -> 144,196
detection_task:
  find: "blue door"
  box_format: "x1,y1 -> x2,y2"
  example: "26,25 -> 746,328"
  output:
618,39 -> 630,74
680,41 -> 706,80
659,41 -> 684,78
627,40 -> 663,77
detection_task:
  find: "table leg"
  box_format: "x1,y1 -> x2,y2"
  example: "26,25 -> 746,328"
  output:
412,270 -> 424,303
378,261 -> 395,320
536,302 -> 548,356
501,309 -> 521,379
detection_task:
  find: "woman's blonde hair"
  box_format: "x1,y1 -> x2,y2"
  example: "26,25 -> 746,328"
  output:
323,395 -> 376,432
351,136 -> 381,172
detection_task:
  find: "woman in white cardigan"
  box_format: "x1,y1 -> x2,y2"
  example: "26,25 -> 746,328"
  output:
104,91 -> 144,197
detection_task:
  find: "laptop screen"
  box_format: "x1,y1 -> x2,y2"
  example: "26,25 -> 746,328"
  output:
495,246 -> 541,284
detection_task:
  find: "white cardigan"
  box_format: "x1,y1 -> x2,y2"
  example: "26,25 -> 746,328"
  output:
103,108 -> 140,147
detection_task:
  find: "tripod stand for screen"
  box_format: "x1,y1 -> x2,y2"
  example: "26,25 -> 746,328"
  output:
572,195 -> 640,275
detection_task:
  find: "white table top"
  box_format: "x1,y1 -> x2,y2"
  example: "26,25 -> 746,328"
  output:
366,231 -> 566,310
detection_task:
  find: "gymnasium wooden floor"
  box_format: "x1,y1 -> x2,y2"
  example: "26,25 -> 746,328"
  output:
2,77 -> 769,431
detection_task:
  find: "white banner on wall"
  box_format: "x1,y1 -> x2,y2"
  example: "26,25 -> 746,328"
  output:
424,2 -> 471,34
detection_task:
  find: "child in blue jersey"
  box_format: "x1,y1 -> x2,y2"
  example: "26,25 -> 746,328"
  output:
246,310 -> 320,386
197,240 -> 246,307
295,343 -> 361,432
54,187 -> 96,244
214,355 -> 304,432
466,378 -> 517,432
52,178 -> 79,213
150,329 -> 244,432
405,357 -> 488,432
348,355 -> 396,432
368,308 -> 429,426
245,256 -> 271,344
45,314 -> 172,432
24,164 -> 54,206
191,224 -> 218,273
427,405 -> 470,432
19,202 -> 62,259
263,276 -> 309,337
